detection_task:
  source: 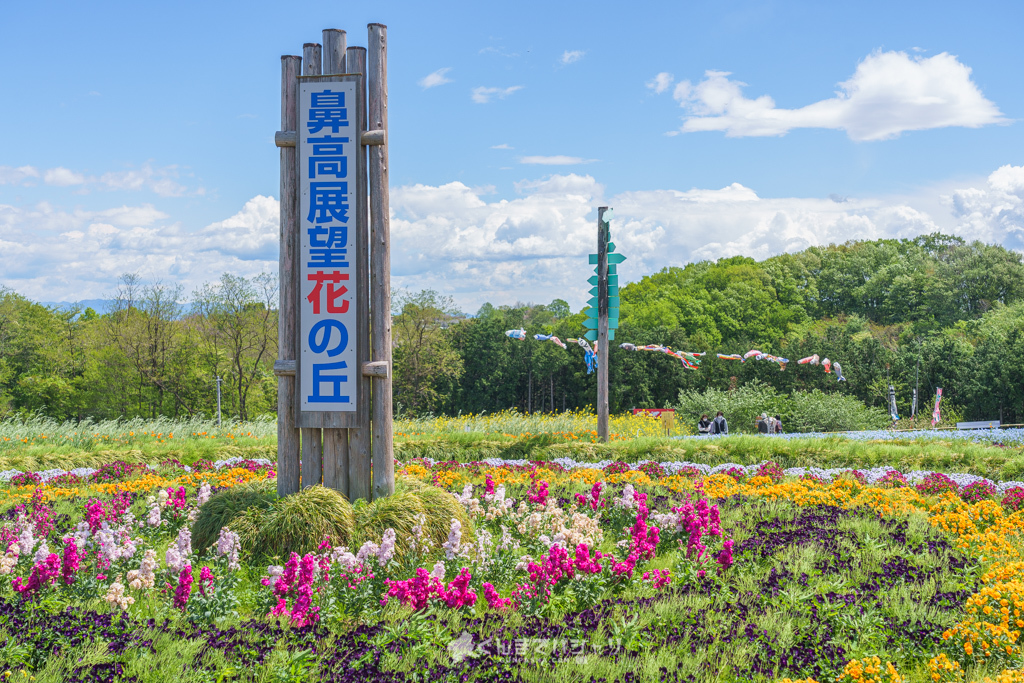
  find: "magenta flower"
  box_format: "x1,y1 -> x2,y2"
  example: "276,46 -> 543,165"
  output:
173,564 -> 193,610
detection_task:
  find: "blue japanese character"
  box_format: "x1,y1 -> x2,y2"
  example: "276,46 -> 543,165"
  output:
307,182 -> 349,224
308,319 -> 349,357
308,225 -> 348,248
307,360 -> 350,404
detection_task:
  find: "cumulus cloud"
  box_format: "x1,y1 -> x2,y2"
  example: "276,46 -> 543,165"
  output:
0,166 -> 41,185
43,167 -> 86,186
657,51 -> 1005,140
387,167 -> 1024,309
419,67 -> 453,89
560,50 -> 585,65
0,198 -> 275,302
4,166 -> 1024,309
0,163 -> 199,195
519,156 -> 596,165
471,86 -> 523,104
646,72 -> 674,94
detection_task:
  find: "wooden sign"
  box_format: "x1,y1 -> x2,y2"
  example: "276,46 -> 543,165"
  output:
297,77 -> 364,428
275,26 -> 393,502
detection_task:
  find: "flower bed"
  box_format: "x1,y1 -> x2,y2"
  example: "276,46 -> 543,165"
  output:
0,457 -> 1021,682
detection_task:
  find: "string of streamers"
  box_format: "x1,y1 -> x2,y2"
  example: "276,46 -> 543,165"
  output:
507,331 -> 844,380
567,338 -> 598,374
533,334 -> 567,350
620,343 -> 704,370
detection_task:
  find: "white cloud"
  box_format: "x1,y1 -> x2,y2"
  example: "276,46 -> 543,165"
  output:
4,166 -> 1024,310
419,67 -> 453,89
43,167 -> 86,186
0,198 -> 273,302
646,72 -> 674,94
0,166 -> 40,185
491,144 -> 513,150
0,163 -> 200,195
99,163 -> 196,197
386,167 -> 1024,310
560,50 -> 585,65
658,51 -> 1005,140
471,86 -> 523,104
519,156 -> 596,165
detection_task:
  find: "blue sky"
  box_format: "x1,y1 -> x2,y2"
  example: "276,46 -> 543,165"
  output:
1,0 -> 1022,310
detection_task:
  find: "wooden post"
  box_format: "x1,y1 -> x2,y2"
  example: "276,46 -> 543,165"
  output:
597,207 -> 610,442
299,42 -> 323,488
347,45 -> 372,502
277,54 -> 302,496
320,29 -> 350,497
367,23 -> 394,500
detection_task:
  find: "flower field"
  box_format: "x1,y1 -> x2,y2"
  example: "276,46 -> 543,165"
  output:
0,448 -> 1021,683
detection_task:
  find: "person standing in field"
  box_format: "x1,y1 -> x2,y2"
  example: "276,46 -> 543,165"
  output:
698,414 -> 712,435
774,415 -> 783,434
757,413 -> 770,434
713,411 -> 728,435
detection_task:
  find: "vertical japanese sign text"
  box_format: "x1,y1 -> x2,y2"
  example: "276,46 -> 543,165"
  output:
298,81 -> 359,412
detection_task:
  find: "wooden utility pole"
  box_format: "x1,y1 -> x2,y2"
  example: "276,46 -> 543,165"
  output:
597,207 -> 610,442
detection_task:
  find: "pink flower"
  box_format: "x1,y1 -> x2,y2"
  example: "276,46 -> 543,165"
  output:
716,538 -> 734,570
528,480 -> 549,506
485,474 -> 495,497
198,566 -> 214,597
439,567 -> 477,609
483,582 -> 511,611
12,553 -> 61,597
85,499 -> 107,533
173,565 -> 193,610
61,537 -> 80,585
385,567 -> 443,610
642,568 -> 671,589
572,543 -> 603,574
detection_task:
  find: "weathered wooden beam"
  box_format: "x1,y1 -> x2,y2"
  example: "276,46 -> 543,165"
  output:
322,29 -> 346,74
321,28 -> 349,498
346,45 -> 372,503
362,360 -> 390,378
368,23 -> 394,501
273,359 -> 296,376
300,41 -> 323,489
277,54 -> 302,497
361,129 -> 386,146
275,131 -> 297,148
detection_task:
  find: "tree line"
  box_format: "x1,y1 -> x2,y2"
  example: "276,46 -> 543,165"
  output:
3,233 -> 1024,424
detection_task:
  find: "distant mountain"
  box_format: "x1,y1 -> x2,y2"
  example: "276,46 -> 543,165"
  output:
40,299 -> 115,314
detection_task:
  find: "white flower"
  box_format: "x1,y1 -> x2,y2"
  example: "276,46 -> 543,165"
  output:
165,547 -> 183,573
430,560 -> 446,581
216,528 -> 241,571
104,577 -> 135,610
377,528 -> 396,565
33,539 -> 50,565
175,527 -> 192,559
442,518 -> 462,560
197,481 -> 212,506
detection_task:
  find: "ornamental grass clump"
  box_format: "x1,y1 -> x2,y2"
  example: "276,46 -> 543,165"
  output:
232,485 -> 355,562
355,477 -> 473,554
191,479 -> 278,552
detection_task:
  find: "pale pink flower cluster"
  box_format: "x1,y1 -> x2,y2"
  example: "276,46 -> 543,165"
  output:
442,519 -> 463,560
104,576 -> 135,610
197,482 -> 213,507
127,549 -> 157,590
216,527 -> 241,571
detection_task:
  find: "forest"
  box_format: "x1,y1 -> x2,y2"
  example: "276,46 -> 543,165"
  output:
3,233 -> 1024,425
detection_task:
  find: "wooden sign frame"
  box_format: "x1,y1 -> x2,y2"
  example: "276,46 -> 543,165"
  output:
274,26 -> 393,502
